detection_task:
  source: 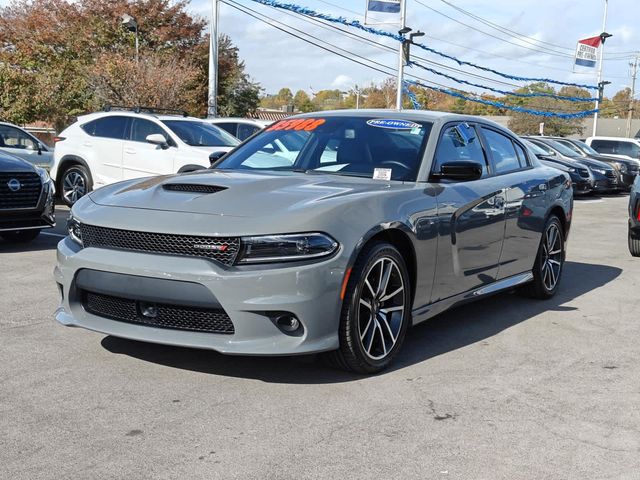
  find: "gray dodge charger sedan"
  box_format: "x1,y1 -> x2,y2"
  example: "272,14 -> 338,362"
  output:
55,111 -> 573,373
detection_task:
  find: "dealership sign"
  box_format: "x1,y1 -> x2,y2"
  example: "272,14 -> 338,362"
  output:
365,0 -> 402,25
574,36 -> 602,69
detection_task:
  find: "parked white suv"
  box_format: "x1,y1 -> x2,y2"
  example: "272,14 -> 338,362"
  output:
585,136 -> 640,161
51,108 -> 240,205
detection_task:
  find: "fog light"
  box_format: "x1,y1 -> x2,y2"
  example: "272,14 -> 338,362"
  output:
276,314 -> 300,332
139,302 -> 158,319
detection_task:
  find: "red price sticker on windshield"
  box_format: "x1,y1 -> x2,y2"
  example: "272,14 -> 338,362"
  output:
266,118 -> 326,132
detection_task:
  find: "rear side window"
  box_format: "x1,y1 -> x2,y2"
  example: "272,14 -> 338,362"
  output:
590,140 -> 615,154
514,142 -> 530,168
481,128 -> 521,174
214,123 -> 238,136
433,124 -> 488,177
82,116 -> 129,140
237,124 -> 260,141
130,119 -> 167,143
618,141 -> 640,158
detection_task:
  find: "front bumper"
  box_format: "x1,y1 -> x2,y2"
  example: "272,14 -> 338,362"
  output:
592,175 -> 619,193
54,237 -> 347,355
572,178 -> 593,195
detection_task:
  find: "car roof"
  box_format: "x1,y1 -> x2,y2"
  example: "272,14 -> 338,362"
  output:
207,117 -> 270,124
586,136 -> 640,142
75,111 -> 205,123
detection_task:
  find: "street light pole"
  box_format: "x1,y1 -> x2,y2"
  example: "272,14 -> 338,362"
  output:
626,55 -> 639,137
207,0 -> 220,118
592,0 -> 609,137
121,14 -> 139,64
395,0 -> 408,110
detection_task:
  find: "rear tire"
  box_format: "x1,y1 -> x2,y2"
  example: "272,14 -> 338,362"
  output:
326,242 -> 411,374
629,226 -> 640,257
1,229 -> 41,243
521,215 -> 565,299
60,164 -> 92,207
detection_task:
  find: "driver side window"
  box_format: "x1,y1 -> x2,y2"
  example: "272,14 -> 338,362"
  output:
433,124 -> 488,177
0,125 -> 38,150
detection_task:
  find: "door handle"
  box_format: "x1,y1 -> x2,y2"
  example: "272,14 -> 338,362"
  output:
124,148 -> 136,154
82,142 -> 92,147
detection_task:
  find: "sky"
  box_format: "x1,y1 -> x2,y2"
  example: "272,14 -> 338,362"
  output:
1,0 -> 637,99
188,0 -> 639,99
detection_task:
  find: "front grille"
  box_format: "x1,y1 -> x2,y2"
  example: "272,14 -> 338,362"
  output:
578,168 -> 590,178
80,224 -> 240,265
82,291 -> 235,334
163,184 -> 227,194
0,172 -> 41,209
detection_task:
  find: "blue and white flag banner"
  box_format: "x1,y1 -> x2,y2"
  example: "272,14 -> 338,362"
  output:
365,0 -> 402,25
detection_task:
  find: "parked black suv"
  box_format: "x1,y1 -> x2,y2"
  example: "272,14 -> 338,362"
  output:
1,151 -> 55,243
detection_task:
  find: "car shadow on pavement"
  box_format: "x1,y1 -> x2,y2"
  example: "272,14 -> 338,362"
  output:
100,260 -> 621,383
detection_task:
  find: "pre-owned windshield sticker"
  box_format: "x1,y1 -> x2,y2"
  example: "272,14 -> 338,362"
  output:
373,168 -> 392,181
367,119 -> 421,130
266,118 -> 326,132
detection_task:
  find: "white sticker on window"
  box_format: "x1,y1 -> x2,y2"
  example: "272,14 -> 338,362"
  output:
373,168 -> 392,181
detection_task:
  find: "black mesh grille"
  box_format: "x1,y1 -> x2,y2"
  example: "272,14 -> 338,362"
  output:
163,183 -> 227,194
0,172 -> 42,209
82,291 -> 235,334
578,168 -> 590,178
80,224 -> 240,265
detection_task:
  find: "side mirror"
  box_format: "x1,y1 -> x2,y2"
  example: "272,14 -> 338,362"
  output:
36,142 -> 43,155
433,161 -> 483,182
146,133 -> 169,149
209,151 -> 227,167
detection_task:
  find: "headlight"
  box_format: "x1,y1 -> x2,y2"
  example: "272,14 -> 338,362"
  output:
616,162 -> 627,173
592,168 -> 606,175
67,213 -> 83,246
567,167 -> 576,172
237,233 -> 338,264
35,166 -> 55,193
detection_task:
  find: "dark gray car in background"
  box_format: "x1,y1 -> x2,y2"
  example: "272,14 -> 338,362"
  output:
55,111 -> 572,373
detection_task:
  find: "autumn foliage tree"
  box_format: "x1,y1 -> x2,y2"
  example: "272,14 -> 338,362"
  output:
0,0 -> 260,131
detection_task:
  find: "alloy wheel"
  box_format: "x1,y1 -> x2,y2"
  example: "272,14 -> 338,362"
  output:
62,170 -> 86,204
541,223 -> 562,291
357,257 -> 406,360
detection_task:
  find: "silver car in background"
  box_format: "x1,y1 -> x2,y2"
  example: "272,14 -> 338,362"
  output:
55,111 -> 572,373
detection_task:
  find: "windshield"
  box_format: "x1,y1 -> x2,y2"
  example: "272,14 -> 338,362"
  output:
162,120 -> 240,147
523,139 -> 548,156
555,139 -> 586,156
215,116 -> 433,181
546,139 -> 581,157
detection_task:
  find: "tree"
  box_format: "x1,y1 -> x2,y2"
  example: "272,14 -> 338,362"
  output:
0,0 -> 260,130
293,90 -> 315,112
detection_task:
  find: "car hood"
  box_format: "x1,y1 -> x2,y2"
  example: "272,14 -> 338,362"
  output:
584,153 -> 640,167
573,157 -> 613,170
183,145 -> 235,156
88,169 -> 407,217
0,151 -> 36,172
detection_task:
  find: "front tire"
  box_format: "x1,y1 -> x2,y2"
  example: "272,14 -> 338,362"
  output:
629,225 -> 640,257
1,229 -> 41,243
60,164 -> 92,206
522,215 -> 565,299
328,242 -> 411,374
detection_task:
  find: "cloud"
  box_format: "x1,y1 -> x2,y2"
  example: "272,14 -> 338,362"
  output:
331,74 -> 355,89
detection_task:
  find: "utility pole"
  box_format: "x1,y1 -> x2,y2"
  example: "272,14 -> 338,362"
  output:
395,0 -> 408,110
592,0 -> 609,136
626,55 -> 639,137
207,0 -> 219,118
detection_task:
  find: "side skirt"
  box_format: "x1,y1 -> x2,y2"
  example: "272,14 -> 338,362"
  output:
411,271 -> 534,326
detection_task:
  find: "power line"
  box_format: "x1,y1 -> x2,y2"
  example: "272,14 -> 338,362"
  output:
413,0 -> 574,59
260,1 -> 521,89
434,0 -> 574,54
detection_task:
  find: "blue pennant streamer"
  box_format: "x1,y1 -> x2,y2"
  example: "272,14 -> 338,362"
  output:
408,62 -> 598,102
404,80 -> 599,119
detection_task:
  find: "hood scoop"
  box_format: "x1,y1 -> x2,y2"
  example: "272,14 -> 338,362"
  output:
163,183 -> 227,194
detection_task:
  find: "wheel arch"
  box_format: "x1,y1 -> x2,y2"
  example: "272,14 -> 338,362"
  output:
547,204 -> 568,238
348,223 -> 418,305
56,155 -> 93,190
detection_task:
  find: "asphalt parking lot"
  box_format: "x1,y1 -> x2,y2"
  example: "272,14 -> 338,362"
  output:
1,196 -> 639,480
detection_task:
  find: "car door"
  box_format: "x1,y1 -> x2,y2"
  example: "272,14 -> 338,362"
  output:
430,122 -> 507,302
480,127 -> 548,279
81,116 -> 129,186
0,124 -> 53,168
121,118 -> 176,179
